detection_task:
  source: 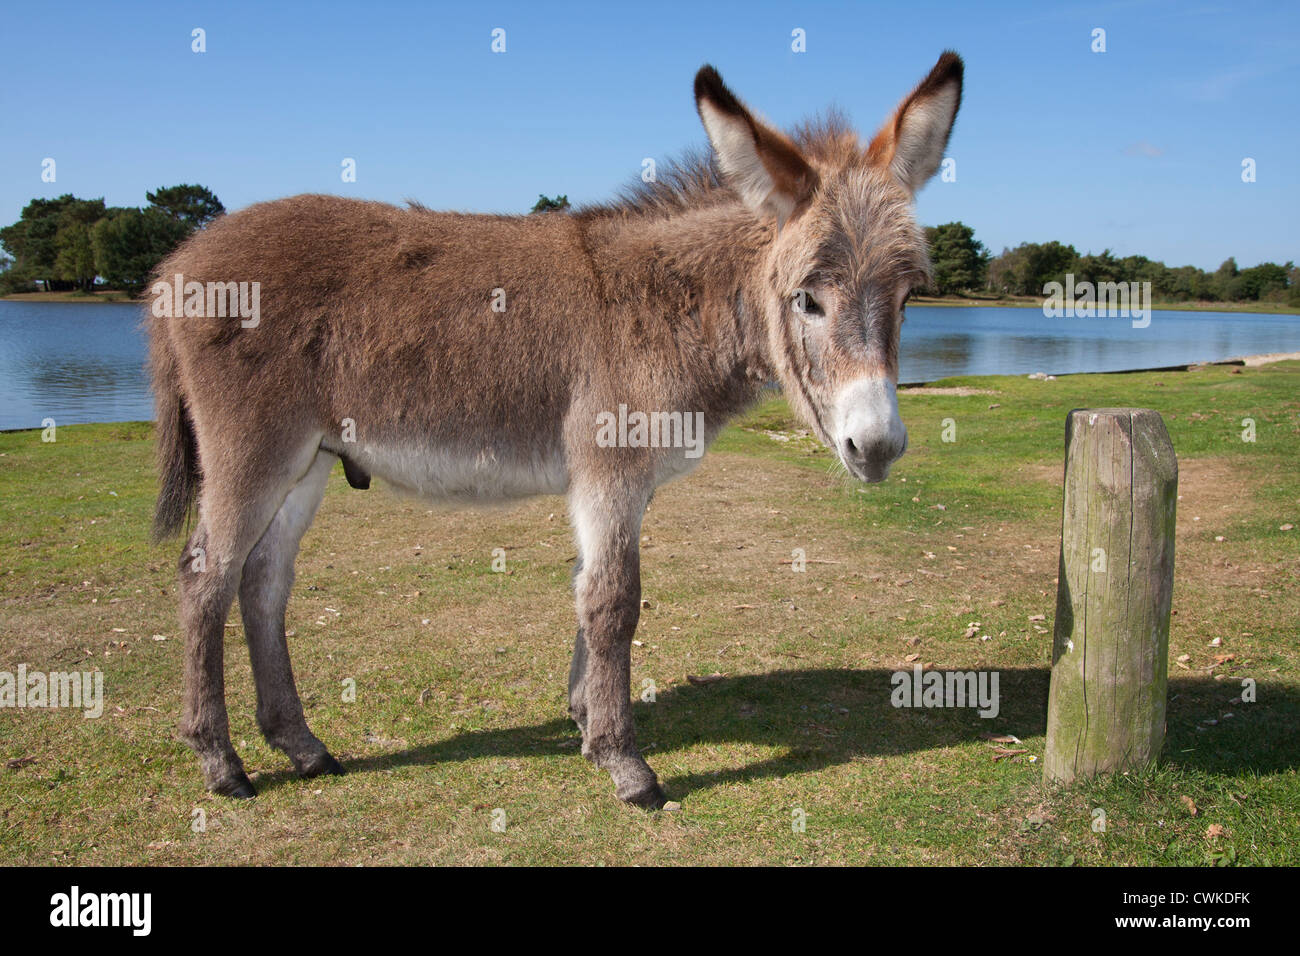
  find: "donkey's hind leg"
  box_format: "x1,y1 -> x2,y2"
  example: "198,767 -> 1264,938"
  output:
239,450 -> 343,778
568,625 -> 589,733
178,437 -> 321,799
176,519 -> 253,798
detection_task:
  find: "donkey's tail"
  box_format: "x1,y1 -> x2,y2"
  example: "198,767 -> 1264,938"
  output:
150,339 -> 200,542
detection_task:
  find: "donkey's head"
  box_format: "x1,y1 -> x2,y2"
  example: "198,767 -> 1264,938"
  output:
696,53 -> 963,482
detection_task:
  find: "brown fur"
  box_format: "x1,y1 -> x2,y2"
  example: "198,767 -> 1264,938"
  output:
150,53 -> 963,806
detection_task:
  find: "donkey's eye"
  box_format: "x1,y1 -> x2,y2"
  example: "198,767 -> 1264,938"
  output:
791,290 -> 824,318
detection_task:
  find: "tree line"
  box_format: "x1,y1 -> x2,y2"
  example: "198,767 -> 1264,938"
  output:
923,221 -> 1297,306
2,193 -> 1293,307
0,185 -> 224,295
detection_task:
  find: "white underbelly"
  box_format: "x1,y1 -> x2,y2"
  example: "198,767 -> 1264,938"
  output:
348,442 -> 570,502
333,424 -> 721,503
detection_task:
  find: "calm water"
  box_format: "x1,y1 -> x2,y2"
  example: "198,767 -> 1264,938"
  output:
2,300 -> 1299,430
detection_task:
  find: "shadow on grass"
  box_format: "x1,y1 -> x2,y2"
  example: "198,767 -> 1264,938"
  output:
257,668 -> 1300,798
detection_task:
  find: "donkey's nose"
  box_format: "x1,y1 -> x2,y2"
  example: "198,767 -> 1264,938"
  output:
841,429 -> 907,483
834,377 -> 908,482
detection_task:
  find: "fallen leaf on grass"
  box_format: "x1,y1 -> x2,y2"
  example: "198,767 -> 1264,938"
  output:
686,673 -> 725,685
1205,823 -> 1226,840
981,733 -> 1022,744
6,756 -> 36,770
1181,795 -> 1198,816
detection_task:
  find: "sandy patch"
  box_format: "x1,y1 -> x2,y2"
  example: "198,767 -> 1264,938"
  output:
1236,352 -> 1300,367
898,386 -> 998,396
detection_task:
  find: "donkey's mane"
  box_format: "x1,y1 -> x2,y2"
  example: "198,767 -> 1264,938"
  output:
577,110 -> 862,220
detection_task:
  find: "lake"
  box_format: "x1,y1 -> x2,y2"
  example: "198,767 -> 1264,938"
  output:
2,300 -> 1299,431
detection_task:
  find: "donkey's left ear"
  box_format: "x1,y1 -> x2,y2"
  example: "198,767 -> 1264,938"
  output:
694,65 -> 818,225
866,51 -> 963,194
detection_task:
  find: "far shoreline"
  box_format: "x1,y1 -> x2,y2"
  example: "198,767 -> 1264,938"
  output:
909,294 -> 1300,316
2,291 -> 138,304
5,290 -> 1298,316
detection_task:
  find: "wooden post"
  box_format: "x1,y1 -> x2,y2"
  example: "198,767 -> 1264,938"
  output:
1044,408 -> 1178,784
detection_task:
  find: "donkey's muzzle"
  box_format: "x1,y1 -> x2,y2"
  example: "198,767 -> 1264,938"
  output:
834,378 -> 908,483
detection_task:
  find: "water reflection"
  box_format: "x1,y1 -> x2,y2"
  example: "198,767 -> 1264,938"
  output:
1,302 -> 151,430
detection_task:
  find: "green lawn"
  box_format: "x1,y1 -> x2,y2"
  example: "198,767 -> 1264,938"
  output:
1,363 -> 1296,865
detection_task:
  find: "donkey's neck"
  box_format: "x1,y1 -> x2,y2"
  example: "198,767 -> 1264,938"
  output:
580,204 -> 777,415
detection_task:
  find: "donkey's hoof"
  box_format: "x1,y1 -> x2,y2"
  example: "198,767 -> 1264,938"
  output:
211,772 -> 257,800
298,753 -> 346,778
618,780 -> 668,810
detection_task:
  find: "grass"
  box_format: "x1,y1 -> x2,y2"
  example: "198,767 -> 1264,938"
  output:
0,363 -> 1297,865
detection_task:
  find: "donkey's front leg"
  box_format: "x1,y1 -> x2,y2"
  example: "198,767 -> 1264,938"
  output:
569,486 -> 665,808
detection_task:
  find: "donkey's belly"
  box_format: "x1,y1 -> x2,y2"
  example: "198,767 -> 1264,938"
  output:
337,441 -> 569,503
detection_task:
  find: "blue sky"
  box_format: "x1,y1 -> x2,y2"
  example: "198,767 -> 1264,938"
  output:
1,0 -> 1295,270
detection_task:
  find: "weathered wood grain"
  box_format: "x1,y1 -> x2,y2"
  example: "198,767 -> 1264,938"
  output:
1045,408 -> 1178,783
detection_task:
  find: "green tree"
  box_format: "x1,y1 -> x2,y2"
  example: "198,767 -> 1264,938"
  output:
0,195 -> 83,289
1075,249 -> 1123,287
0,250 -> 33,294
1212,257 -> 1239,301
1024,241 -> 1078,293
986,241 -> 1078,296
924,221 -> 989,294
530,194 -> 570,213
55,222 -> 97,290
146,184 -> 225,229
91,207 -> 189,294
1236,261 -> 1289,301
986,245 -> 1026,295
53,198 -> 106,291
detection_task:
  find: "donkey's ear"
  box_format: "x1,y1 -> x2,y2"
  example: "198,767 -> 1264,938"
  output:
866,51 -> 963,194
694,65 -> 817,225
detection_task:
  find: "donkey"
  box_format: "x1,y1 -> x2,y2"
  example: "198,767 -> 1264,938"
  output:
149,52 -> 963,808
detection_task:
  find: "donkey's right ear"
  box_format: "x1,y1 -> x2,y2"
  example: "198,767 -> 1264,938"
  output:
694,65 -> 817,226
